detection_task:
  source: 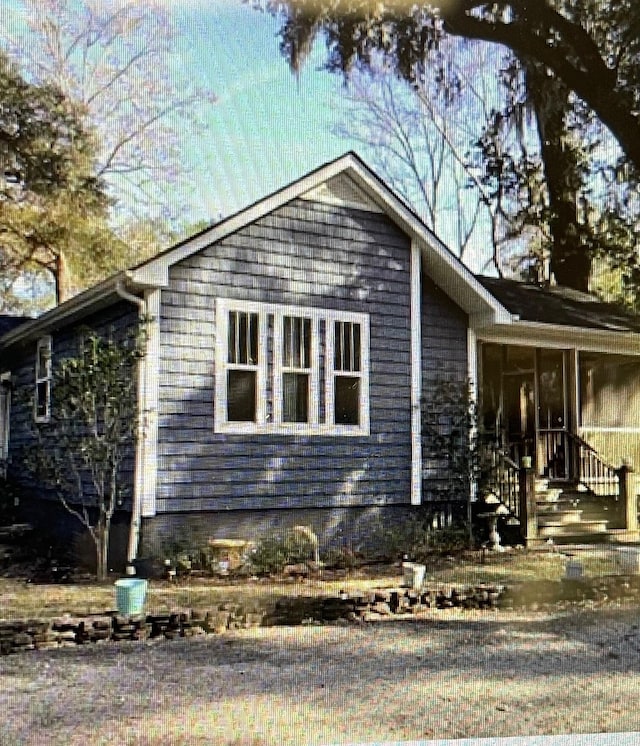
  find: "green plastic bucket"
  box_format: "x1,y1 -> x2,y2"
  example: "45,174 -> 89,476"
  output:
114,578 -> 148,616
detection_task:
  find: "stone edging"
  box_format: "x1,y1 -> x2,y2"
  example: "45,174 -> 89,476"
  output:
3,575 -> 639,655
0,583 -> 505,655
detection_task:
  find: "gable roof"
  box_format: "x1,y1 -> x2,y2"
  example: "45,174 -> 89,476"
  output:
0,152 -> 512,350
477,277 -> 640,334
128,151 -> 510,324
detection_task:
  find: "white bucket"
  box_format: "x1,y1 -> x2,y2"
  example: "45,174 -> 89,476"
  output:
617,547 -> 640,574
402,562 -> 426,589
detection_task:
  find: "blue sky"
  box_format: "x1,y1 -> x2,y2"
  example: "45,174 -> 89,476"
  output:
1,0 -> 488,272
167,1 -> 356,222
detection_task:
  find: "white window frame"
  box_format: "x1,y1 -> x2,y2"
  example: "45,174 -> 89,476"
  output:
326,311 -> 370,436
214,299 -> 369,436
34,335 -> 52,423
0,372 -> 11,469
273,311 -> 320,429
215,301 -> 267,433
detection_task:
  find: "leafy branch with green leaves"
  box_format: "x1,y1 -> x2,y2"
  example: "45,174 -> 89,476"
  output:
25,322 -> 147,580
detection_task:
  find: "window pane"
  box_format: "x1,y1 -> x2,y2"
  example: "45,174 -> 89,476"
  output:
284,316 -> 311,369
228,312 -> 237,364
334,321 -> 361,372
36,381 -> 48,418
334,375 -> 359,426
37,347 -> 49,379
343,323 -> 352,371
283,373 -> 309,423
227,370 -> 256,422
302,318 -> 311,368
352,324 -> 361,372
228,312 -> 258,365
334,321 -> 342,370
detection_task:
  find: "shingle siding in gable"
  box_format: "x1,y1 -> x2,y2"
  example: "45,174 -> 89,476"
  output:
155,198 -> 413,512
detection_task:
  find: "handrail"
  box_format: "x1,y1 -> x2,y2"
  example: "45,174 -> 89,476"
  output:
539,428 -> 619,496
482,444 -> 520,519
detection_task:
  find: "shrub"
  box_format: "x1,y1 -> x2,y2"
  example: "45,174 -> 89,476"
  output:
369,510 -> 470,563
249,527 -> 318,575
323,546 -> 360,571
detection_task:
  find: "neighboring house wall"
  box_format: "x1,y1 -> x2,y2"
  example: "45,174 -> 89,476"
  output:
3,302 -> 139,537
148,198 -> 414,547
420,275 -> 469,503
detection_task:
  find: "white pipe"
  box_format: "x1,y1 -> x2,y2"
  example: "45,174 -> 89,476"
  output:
115,282 -> 147,565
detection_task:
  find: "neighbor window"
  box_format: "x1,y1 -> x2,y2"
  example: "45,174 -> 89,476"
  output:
215,299 -> 368,435
35,336 -> 52,422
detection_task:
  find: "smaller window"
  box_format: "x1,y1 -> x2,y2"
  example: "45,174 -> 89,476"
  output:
0,372 -> 11,465
332,320 -> 364,427
282,315 -> 312,423
35,336 -> 52,422
226,311 -> 259,422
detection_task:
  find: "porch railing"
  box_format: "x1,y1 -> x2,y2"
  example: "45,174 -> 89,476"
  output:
575,434 -> 620,497
539,428 -> 620,496
482,444 -> 521,520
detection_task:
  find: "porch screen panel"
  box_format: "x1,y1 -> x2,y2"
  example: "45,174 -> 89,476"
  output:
481,343 -> 502,434
538,349 -> 565,429
580,353 -> 640,428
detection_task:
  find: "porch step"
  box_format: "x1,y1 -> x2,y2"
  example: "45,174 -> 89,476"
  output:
535,488 -> 564,503
539,519 -> 609,538
538,509 -> 583,526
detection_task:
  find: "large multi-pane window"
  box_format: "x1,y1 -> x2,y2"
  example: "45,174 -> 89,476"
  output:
215,300 -> 368,435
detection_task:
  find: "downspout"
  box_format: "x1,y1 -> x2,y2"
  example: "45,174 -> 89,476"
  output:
115,281 -> 147,564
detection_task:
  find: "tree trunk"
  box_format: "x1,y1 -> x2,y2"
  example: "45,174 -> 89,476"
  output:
527,64 -> 592,291
96,515 -> 110,582
55,251 -> 71,304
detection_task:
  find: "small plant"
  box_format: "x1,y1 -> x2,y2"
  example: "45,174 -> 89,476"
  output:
249,527 -> 319,575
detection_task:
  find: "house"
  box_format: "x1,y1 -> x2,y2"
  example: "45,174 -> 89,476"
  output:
1,152 -> 640,568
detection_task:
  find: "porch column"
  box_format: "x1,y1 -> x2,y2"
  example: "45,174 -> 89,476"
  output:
519,466 -> 538,544
618,462 -> 639,534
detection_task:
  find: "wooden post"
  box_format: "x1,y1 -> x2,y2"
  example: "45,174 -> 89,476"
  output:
519,466 -> 538,545
617,462 -> 638,534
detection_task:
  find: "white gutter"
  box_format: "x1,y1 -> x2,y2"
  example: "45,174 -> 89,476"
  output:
115,281 -> 147,565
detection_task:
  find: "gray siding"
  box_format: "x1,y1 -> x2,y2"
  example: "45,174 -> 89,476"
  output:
156,198 -> 413,512
420,275 -> 470,502
3,301 -> 139,509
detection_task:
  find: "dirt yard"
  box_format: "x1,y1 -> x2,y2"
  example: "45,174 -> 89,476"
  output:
2,603 -> 640,745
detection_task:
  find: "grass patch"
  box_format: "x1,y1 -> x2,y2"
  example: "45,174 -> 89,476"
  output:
0,547 -> 624,620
